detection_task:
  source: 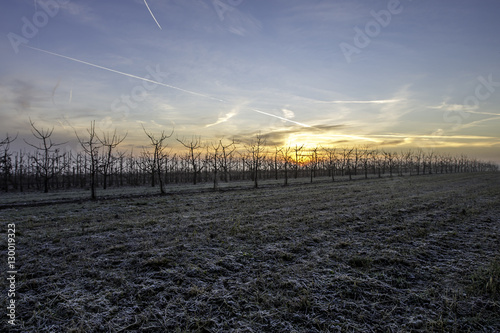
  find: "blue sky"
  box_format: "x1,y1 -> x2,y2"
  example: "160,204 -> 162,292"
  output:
1,0 -> 499,162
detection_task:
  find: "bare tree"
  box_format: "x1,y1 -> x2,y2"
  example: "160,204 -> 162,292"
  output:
207,141 -> 222,190
24,119 -> 67,193
340,147 -> 354,180
75,121 -> 100,200
383,151 -> 395,177
141,149 -> 156,187
13,150 -> 26,192
219,138 -> 237,182
414,149 -> 423,175
404,150 -> 414,176
322,146 -> 337,182
395,151 -> 404,176
246,133 -> 266,188
143,125 -> 173,195
371,149 -> 384,178
98,129 -> 127,189
177,136 -> 204,185
309,146 -> 319,183
426,151 -> 434,174
0,133 -> 17,192
360,147 -> 372,179
115,150 -> 127,187
273,146 -> 282,180
293,144 -> 304,179
353,147 -> 361,176
280,145 -> 294,186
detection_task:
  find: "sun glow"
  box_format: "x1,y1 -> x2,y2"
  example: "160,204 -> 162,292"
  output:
285,132 -> 380,149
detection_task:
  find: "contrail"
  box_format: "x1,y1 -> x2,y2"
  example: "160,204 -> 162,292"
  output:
143,0 -> 162,30
24,45 -> 223,102
25,45 -> 313,128
252,109 -> 312,128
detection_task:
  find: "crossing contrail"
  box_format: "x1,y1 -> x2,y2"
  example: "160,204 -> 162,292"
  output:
143,0 -> 162,30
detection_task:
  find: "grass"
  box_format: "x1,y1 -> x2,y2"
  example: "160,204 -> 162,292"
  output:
468,255 -> 500,299
1,172 -> 500,332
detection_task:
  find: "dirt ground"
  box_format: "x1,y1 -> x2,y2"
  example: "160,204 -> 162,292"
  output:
1,172 -> 499,332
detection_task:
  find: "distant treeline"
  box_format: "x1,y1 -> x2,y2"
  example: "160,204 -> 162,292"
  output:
1,121 -> 498,197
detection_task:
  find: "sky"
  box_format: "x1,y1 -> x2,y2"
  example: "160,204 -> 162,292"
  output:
1,0 -> 500,163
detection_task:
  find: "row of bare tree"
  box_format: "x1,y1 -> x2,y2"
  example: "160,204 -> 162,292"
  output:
0,122 -> 498,197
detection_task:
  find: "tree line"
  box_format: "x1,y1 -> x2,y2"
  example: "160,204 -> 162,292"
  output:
0,121 -> 498,198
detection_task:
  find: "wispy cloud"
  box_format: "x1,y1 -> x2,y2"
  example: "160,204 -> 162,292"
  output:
220,6 -> 262,36
428,102 -> 477,111
1,79 -> 39,113
453,116 -> 500,131
234,124 -> 347,146
429,102 -> 500,117
465,110 -> 500,116
369,133 -> 498,140
314,99 -> 402,104
205,107 -> 239,127
282,108 -> 295,119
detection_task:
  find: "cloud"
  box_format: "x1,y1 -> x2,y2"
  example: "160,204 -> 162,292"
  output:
465,111 -> 500,116
369,133 -> 498,140
282,108 -> 295,119
205,107 -> 239,127
377,139 -> 408,146
220,5 -> 262,37
453,116 -> 500,131
428,102 -> 478,111
429,102 -> 500,116
233,123 -> 348,146
314,99 -> 402,104
429,100 -> 500,132
0,79 -> 40,114
59,2 -> 100,24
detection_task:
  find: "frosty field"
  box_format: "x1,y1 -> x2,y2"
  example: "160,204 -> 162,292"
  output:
1,172 -> 499,332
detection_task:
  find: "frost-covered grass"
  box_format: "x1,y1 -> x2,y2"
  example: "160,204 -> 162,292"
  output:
1,172 -> 499,332
0,173 -> 408,206
0,178 -> 262,206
